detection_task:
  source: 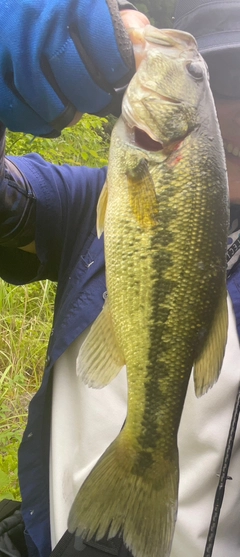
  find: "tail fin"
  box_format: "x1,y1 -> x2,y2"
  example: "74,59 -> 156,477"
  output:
68,432 -> 179,557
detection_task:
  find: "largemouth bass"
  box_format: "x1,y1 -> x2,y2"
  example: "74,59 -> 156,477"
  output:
68,26 -> 229,557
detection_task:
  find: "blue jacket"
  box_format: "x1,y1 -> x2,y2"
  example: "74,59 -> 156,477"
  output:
0,153 -> 240,557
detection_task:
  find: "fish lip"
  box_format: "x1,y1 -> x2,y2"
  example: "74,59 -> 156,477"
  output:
131,25 -> 198,59
143,27 -> 198,51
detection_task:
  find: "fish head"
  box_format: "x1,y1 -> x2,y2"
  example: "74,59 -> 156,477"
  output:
121,26 -> 214,156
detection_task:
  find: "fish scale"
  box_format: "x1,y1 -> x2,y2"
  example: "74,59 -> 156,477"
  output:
69,25 -> 229,557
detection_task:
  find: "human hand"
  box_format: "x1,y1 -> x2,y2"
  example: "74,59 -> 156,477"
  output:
0,0 -> 148,137
70,9 -> 150,127
120,9 -> 150,32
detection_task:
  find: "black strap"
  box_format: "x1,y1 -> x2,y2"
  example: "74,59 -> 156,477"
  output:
0,502 -> 21,523
0,500 -> 27,557
203,381 -> 240,557
50,531 -> 133,557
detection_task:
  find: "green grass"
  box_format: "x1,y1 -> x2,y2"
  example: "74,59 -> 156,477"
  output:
6,114 -> 109,167
0,280 -> 56,500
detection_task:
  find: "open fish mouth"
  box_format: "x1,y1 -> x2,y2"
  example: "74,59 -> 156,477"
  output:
122,92 -> 184,154
133,127 -> 164,152
132,125 -> 186,156
121,116 -> 164,153
122,117 -> 186,156
122,120 -> 189,157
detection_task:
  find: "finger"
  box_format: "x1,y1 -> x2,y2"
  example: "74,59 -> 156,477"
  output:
120,11 -> 150,69
120,10 -> 150,30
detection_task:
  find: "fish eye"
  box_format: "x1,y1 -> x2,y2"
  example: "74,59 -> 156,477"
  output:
186,62 -> 204,80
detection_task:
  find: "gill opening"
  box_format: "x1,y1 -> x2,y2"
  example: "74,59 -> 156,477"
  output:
134,127 -> 163,151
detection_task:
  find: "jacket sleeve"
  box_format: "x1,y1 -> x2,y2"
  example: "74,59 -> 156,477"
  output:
0,125 -> 106,285
0,0 -> 136,136
0,125 -> 36,250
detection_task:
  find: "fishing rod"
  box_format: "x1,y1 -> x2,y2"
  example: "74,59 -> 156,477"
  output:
203,380 -> 240,557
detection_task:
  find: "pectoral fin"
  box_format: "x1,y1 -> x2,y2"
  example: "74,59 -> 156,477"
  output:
193,286 -> 228,397
127,159 -> 159,228
76,299 -> 125,388
97,181 -> 108,238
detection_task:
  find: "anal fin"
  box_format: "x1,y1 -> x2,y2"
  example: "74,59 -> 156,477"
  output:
193,285 -> 228,397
